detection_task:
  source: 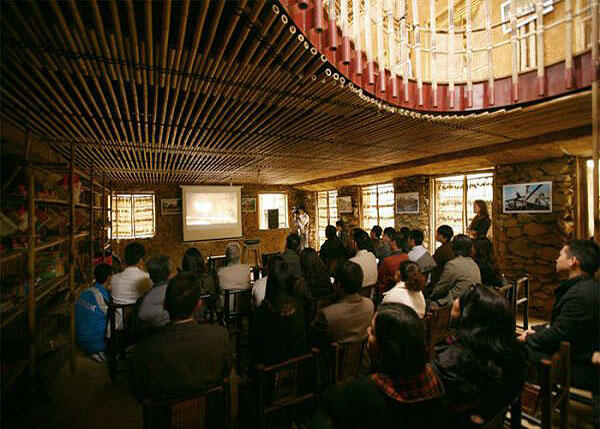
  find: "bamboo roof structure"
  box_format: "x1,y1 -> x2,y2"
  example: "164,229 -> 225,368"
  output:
0,0 -> 594,187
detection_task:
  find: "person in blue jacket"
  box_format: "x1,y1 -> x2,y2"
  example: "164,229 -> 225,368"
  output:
75,263 -> 112,362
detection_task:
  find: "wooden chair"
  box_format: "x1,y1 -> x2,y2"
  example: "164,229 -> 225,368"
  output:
428,305 -> 452,345
207,255 -> 227,273
308,291 -> 339,321
521,342 -> 571,429
106,302 -> 137,381
514,276 -> 529,330
424,312 -> 437,362
222,289 -> 252,371
257,348 -> 319,429
142,379 -> 231,429
198,292 -> 216,324
332,339 -> 368,383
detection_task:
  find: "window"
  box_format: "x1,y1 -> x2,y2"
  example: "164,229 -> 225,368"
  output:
317,190 -> 338,248
110,193 -> 155,239
433,172 -> 493,248
258,193 -> 288,229
361,183 -> 395,230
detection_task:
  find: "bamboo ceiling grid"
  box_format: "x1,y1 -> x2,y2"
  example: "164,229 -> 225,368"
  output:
0,0 -> 592,185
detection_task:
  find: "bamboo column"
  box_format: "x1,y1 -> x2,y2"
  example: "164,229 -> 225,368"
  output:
341,0 -> 350,63
400,0 -> 409,101
592,0 -> 599,242
376,0 -> 386,91
510,0 -> 519,101
565,0 -> 573,89
484,0 -> 494,105
535,0 -> 545,95
365,0 -> 375,84
448,0 -> 455,108
411,0 -> 423,105
387,0 -> 398,97
313,0 -> 324,33
327,0 -> 337,49
430,0 -> 437,107
101,174 -> 106,259
69,142 -> 76,374
89,163 -> 94,281
353,0 -> 362,74
26,148 -> 36,391
465,0 -> 473,107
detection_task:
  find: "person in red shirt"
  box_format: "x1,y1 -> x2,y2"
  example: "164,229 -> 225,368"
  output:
376,232 -> 409,298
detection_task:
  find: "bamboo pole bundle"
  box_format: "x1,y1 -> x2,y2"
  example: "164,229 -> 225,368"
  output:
353,0 -> 363,74
484,0 -> 494,105
535,0 -> 545,95
341,0 -> 351,63
510,0 -> 519,101
327,0 -> 337,49
314,0 -> 324,32
448,0 -> 455,108
90,0 -> 116,80
430,0 -> 437,106
465,0 -> 473,107
411,0 -> 423,105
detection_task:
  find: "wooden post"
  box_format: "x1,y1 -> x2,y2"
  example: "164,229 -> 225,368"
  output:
387,0 -> 398,97
592,0 -> 599,242
353,0 -> 362,74
536,0 -> 545,95
400,0 -> 409,101
69,142 -> 76,374
27,158 -> 36,391
511,0 -> 519,101
484,0 -> 495,105
376,0 -> 386,91
565,0 -> 573,89
365,0 -> 375,85
341,0 -> 350,63
101,174 -> 106,260
89,163 -> 94,282
327,0 -> 337,49
448,0 -> 455,108
430,0 -> 438,106
465,0 -> 473,107
412,0 -> 423,105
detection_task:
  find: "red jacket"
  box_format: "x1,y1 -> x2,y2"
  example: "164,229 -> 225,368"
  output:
377,252 -> 409,294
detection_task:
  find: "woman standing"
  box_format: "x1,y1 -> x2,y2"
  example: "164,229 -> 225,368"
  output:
467,200 -> 491,239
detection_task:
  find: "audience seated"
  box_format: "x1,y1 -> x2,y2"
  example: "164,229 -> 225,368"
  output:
349,229 -> 378,287
382,261 -> 426,318
137,255 -> 172,329
431,225 -> 454,287
129,272 -> 232,400
473,238 -> 504,287
252,264 -> 268,308
376,232 -> 409,296
370,225 -> 391,263
298,247 -> 333,299
518,240 -> 600,394
382,227 -> 396,250
311,260 -> 374,347
429,234 -> 481,309
217,243 -> 250,291
324,304 -> 445,428
336,220 -> 353,258
407,229 -> 437,275
250,257 -> 309,366
181,247 -> 217,296
435,285 -> 528,426
320,225 -> 346,274
75,263 -> 112,362
280,233 -> 303,280
111,242 -> 151,304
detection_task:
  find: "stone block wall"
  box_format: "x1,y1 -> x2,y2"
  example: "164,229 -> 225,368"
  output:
394,176 -> 432,249
494,156 -> 576,317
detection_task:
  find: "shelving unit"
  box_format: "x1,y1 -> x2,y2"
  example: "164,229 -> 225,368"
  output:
0,139 -> 113,394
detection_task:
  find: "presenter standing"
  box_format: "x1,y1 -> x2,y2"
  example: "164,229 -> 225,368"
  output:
294,206 -> 310,249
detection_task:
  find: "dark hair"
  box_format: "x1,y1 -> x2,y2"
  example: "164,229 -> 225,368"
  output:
473,238 -> 503,285
474,200 -> 489,217
164,272 -> 201,321
372,304 -> 427,377
265,256 -> 296,301
371,225 -> 383,238
182,247 -> 205,275
398,260 -> 425,292
325,225 -> 337,240
409,229 -> 424,246
566,240 -> 600,275
336,220 -> 344,228
145,255 -> 171,284
455,286 -> 529,396
399,227 -> 410,239
437,225 -> 454,242
94,263 -> 112,284
383,227 -> 396,240
300,248 -> 331,293
124,242 -> 145,266
286,233 -> 301,252
352,228 -> 374,253
334,260 -> 363,294
394,234 -> 409,253
452,234 -> 473,257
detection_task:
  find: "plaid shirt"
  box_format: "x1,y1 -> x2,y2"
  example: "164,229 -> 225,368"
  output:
371,364 -> 444,403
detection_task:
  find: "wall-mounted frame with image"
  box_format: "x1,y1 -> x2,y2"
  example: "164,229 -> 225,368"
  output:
395,192 -> 419,214
503,181 -> 552,213
337,196 -> 353,213
161,198 -> 182,215
241,197 -> 256,212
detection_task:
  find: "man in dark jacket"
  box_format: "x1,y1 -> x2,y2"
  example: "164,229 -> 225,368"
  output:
519,240 -> 600,393
430,225 -> 454,289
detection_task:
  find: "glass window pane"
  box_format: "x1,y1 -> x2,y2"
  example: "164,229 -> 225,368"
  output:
258,194 -> 288,229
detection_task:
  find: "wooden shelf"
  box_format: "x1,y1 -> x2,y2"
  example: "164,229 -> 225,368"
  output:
0,249 -> 24,263
36,198 -> 69,205
36,236 -> 68,252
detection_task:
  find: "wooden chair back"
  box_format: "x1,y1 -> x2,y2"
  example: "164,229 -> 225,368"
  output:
222,289 -> 252,323
308,291 -> 339,321
332,339 -> 368,383
424,312 -> 437,362
257,348 -> 319,429
142,379 -> 231,429
429,305 -> 452,345
106,302 -> 137,380
514,276 -> 529,330
198,292 -> 216,324
207,255 -> 227,273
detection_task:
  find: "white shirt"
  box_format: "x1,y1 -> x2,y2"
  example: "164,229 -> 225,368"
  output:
217,262 -> 251,291
349,249 -> 378,287
408,245 -> 427,262
382,282 -> 426,318
111,266 -> 150,305
252,276 -> 268,307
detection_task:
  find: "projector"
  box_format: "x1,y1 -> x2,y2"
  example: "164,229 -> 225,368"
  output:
244,239 -> 260,246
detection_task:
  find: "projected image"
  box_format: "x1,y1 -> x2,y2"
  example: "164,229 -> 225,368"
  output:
186,192 -> 238,226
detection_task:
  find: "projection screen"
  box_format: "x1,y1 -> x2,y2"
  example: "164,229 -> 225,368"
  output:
181,185 -> 243,241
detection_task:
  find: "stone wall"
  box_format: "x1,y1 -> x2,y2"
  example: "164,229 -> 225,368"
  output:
112,184 -> 311,267
494,156 -> 576,317
337,186 -> 361,234
394,175 -> 432,249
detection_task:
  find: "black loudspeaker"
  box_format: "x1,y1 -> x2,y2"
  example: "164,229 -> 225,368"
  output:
267,209 -> 279,229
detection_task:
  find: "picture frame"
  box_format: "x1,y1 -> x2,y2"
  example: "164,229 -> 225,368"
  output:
241,197 -> 256,212
337,196 -> 353,213
395,192 -> 419,214
160,198 -> 182,215
503,181 -> 552,213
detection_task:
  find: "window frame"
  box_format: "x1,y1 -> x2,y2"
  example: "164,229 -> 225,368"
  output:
110,192 -> 156,240
317,189 -> 338,248
360,182 -> 395,230
258,193 -> 289,230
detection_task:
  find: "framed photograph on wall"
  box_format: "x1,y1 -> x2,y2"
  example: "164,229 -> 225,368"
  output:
337,196 -> 353,213
395,192 -> 419,214
241,197 -> 256,212
161,198 -> 182,215
503,181 -> 552,213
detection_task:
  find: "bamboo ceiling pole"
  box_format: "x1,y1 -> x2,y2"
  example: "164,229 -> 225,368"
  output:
510,0 -> 519,101
535,0 -> 545,95
412,0 -> 423,105
353,0 -> 363,74
387,0 -> 398,98
327,0 -> 337,49
125,0 -> 142,84
159,0 -> 172,88
89,163 -> 94,282
430,0 -> 438,106
145,0 -> 154,85
171,0 -> 191,89
365,0 -> 375,84
314,0 -> 324,33
90,0 -> 116,80
484,0 -> 495,105
400,0 -> 409,102
69,141 -> 76,374
376,0 -> 386,91
108,0 -> 130,82
341,0 -> 351,63
26,141 -> 37,389
565,0 -> 573,89
465,0 -> 473,107
448,0 -> 455,108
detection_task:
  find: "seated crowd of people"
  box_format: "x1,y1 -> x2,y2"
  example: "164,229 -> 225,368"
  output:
74,219 -> 600,427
